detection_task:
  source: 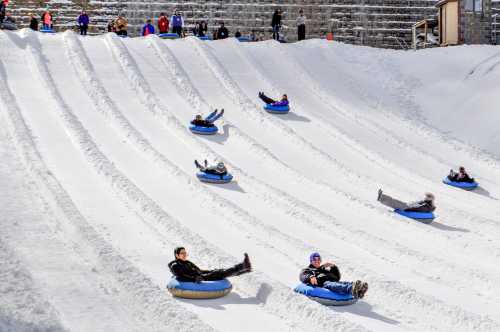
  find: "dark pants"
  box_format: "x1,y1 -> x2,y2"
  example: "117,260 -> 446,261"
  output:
80,24 -> 88,35
259,93 -> 276,105
116,30 -> 127,36
172,26 -> 182,36
298,24 -> 306,41
272,25 -> 280,40
201,263 -> 245,281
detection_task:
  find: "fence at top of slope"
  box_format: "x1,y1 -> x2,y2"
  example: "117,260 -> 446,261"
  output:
8,0 -> 438,49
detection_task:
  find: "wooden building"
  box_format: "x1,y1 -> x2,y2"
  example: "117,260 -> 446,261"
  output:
437,0 -> 493,45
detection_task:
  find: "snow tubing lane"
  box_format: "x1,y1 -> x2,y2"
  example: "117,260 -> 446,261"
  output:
443,178 -> 478,190
394,209 -> 435,223
197,172 -> 233,184
264,104 -> 290,114
189,124 -> 218,135
159,33 -> 180,39
167,278 -> 232,299
294,283 -> 357,306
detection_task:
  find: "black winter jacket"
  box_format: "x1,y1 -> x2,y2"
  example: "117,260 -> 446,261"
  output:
299,264 -> 341,287
191,119 -> 214,127
405,199 -> 435,213
449,172 -> 474,183
271,13 -> 281,27
168,259 -> 207,282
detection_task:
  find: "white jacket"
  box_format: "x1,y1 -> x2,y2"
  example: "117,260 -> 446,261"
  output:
296,15 -> 306,26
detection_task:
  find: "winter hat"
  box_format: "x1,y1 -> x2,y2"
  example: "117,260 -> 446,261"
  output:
425,192 -> 435,201
309,252 -> 321,262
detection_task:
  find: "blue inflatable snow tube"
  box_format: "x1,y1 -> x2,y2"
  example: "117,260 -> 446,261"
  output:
443,178 -> 478,190
394,209 -> 435,223
237,36 -> 251,42
197,172 -> 233,184
167,278 -> 232,299
294,283 -> 357,306
159,33 -> 179,39
198,36 -> 210,41
264,104 -> 290,114
189,124 -> 218,135
40,28 -> 55,33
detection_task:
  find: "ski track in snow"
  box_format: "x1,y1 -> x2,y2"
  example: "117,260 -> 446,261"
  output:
1,30 -> 499,332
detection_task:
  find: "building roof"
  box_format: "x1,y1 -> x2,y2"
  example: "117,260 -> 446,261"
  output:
436,0 -> 458,8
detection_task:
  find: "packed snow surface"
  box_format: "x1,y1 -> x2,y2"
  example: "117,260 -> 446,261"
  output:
1,29 -> 500,332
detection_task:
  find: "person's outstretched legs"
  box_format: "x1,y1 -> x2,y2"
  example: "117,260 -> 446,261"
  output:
258,92 -> 276,105
322,281 -> 352,295
194,160 -> 206,171
377,189 -> 409,210
201,253 -> 251,280
207,109 -> 224,123
205,109 -> 218,121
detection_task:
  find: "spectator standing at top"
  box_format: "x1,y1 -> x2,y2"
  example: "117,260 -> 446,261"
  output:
29,13 -> 38,31
115,15 -> 128,36
1,11 -> 16,30
0,0 -> 6,24
142,18 -> 155,36
107,19 -> 116,32
296,9 -> 306,41
216,22 -> 229,39
271,9 -> 282,41
192,21 -> 200,36
235,30 -> 241,38
198,20 -> 208,37
158,12 -> 169,34
170,10 -> 183,36
250,30 -> 257,41
41,10 -> 53,30
77,10 -> 89,36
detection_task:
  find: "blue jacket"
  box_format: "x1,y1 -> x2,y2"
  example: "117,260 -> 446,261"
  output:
170,14 -> 183,28
142,23 -> 155,36
78,14 -> 89,25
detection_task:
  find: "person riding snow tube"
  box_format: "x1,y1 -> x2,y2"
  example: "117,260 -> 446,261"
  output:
258,92 -> 290,114
189,109 -> 224,135
377,189 -> 435,222
195,160 -> 233,183
167,247 -> 251,299
295,252 -> 367,306
444,167 -> 478,190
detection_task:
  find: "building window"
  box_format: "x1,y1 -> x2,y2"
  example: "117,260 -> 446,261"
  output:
465,0 -> 483,12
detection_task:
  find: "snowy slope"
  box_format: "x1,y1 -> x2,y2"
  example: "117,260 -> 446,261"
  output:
0,29 -> 499,332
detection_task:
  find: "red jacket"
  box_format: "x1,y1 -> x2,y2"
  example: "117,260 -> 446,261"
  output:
158,16 -> 169,33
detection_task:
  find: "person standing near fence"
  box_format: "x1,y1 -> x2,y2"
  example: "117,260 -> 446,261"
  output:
158,12 -> 169,34
41,10 -> 53,30
29,13 -> 38,31
296,9 -> 306,41
78,10 -> 89,35
271,9 -> 282,41
115,15 -> 128,36
170,10 -> 184,36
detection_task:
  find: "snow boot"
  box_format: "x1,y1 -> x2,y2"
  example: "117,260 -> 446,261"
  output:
243,253 -> 251,272
358,282 -> 368,299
